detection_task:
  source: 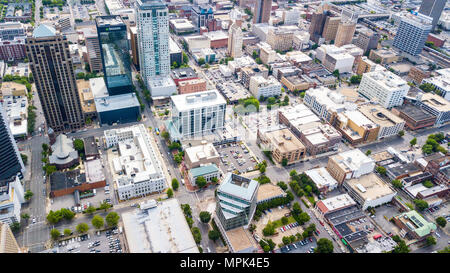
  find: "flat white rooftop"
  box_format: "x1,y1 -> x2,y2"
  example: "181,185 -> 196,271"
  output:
171,89 -> 226,112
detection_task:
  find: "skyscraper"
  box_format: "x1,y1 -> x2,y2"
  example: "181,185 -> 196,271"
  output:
26,24 -> 85,133
136,0 -> 170,84
418,0 -> 446,30
227,21 -> 243,58
83,27 -> 102,73
335,20 -> 356,47
0,103 -> 24,181
253,0 -> 272,24
393,13 -> 432,56
322,16 -> 341,42
0,222 -> 21,253
95,16 -> 133,96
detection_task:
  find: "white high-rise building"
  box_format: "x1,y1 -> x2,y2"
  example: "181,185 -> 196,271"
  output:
168,90 -> 226,140
358,70 -> 409,109
227,22 -> 243,58
136,0 -> 170,87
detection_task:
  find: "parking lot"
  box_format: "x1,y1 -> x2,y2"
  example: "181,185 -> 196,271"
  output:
51,187 -> 113,214
57,228 -> 123,253
370,204 -> 403,235
277,237 -> 317,253
216,142 -> 257,174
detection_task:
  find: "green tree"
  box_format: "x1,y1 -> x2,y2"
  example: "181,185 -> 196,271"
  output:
167,188 -> 174,198
259,164 -> 266,174
277,181 -> 288,191
20,153 -> 28,165
86,205 -> 96,214
422,144 -> 434,154
73,139 -> 85,153
398,130 -> 405,137
199,211 -> 211,223
413,199 -> 429,211
410,138 -> 417,146
208,229 -> 220,242
281,216 -> 289,225
282,236 -> 291,245
182,204 -> 192,217
392,179 -> 403,188
196,176 -> 207,188
419,83 -> 436,93
426,236 -> 437,246
422,180 -> 434,188
99,201 -> 112,211
376,166 -> 387,176
21,213 -> 30,220
211,177 -> 218,184
24,190 -> 33,201
281,158 -> 288,166
350,75 -> 362,84
60,208 -> 75,220
315,238 -> 334,253
198,58 -> 205,65
297,212 -> 310,225
436,217 -> 447,228
76,223 -> 89,234
172,178 -> 179,191
91,215 -> 104,229
292,202 -> 302,215
63,229 -> 72,237
105,212 -> 120,227
161,131 -> 170,141
438,247 -> 450,253
365,150 -> 372,156
47,210 -> 63,224
191,227 -> 202,244
50,228 -> 61,240
262,221 -> 275,236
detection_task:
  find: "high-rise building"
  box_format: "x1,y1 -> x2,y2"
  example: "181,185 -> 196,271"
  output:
83,28 -> 102,73
129,26 -> 139,69
322,16 -> 341,42
136,0 -> 170,85
309,12 -> 328,43
353,30 -> 379,54
0,176 -> 25,225
419,0 -> 447,30
96,16 -> 133,96
192,5 -> 214,29
26,24 -> 85,133
227,21 -> 243,58
0,222 -> 21,253
0,103 -> 24,181
393,13 -> 432,56
215,173 -> 259,231
335,20 -> 356,47
253,0 -> 272,24
167,90 -> 226,140
358,70 -> 410,109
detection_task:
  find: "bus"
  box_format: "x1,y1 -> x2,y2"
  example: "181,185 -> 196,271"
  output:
373,234 -> 382,240
341,239 -> 348,246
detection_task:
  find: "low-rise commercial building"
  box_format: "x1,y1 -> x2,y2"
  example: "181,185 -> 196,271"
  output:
305,167 -> 339,195
280,76 -> 313,92
169,18 -> 196,34
408,65 -> 431,85
49,167 -> 106,198
1,94 -> 28,138
316,193 -> 356,216
334,110 -> 380,145
122,199 -> 199,253
256,128 -> 306,165
249,75 -> 281,99
303,87 -> 352,123
358,104 -> 406,139
385,162 -> 422,180
299,123 -> 342,156
343,173 -> 396,210
392,210 -> 436,240
77,79 -> 97,119
240,66 -> 269,89
421,68 -> 450,100
256,183 -> 287,204
184,141 -> 220,169
392,104 -> 436,130
105,124 -> 167,201
95,93 -> 141,125
413,92 -> 450,126
178,79 -> 207,94
327,149 -> 375,184
148,76 -> 177,98
189,164 -> 220,186
171,67 -> 198,86
369,48 -> 403,64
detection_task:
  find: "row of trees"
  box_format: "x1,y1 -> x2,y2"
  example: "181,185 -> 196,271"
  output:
422,133 -> 447,155
288,170 -> 320,199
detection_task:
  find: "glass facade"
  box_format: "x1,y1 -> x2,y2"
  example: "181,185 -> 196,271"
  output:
96,16 -> 133,96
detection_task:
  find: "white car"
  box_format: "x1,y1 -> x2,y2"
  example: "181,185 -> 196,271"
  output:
32,218 -> 36,224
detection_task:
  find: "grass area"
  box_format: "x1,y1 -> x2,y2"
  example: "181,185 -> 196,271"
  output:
272,216 -> 296,229
301,199 -> 310,208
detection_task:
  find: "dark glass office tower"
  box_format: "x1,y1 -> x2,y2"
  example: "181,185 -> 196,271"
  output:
95,16 -> 132,96
419,0 -> 446,30
0,103 -> 25,181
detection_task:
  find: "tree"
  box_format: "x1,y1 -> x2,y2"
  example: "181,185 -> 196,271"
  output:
426,236 -> 437,246
414,199 -> 429,211
86,205 -> 96,214
182,52 -> 189,64
208,230 -> 220,242
422,180 -> 434,188
262,221 -> 275,236
211,177 -> 218,184
172,178 -> 179,191
42,143 -> 49,152
76,223 -> 89,234
199,211 -> 211,223
191,227 -> 202,244
419,83 -> 436,93
105,212 -> 120,227
436,217 -> 447,228
332,69 -> 340,79
47,210 -> 63,224
24,190 -> 33,201
277,181 -> 288,191
44,164 -> 57,176
292,202 -> 302,215
392,179 -> 403,188
21,213 -> 30,220
196,176 -> 207,188
365,150 -> 372,156
398,130 -> 405,137
167,188 -> 174,198
282,236 -> 291,245
376,166 -> 387,176
315,238 -> 334,253
198,58 -> 205,65
281,216 -> 289,225
182,204 -> 192,217
60,208 -> 75,220
63,229 -> 72,237
259,164 -> 266,174
91,215 -> 104,229
422,144 -> 434,154
297,212 -> 310,225
281,158 -> 288,166
20,153 -> 28,165
73,139 -> 84,153
350,75 -> 362,84
410,138 -> 417,146
161,131 -> 170,141
50,228 -> 61,240
99,201 -> 112,211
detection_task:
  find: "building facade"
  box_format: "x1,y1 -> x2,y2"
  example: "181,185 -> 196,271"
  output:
418,0 -> 446,30
393,14 -> 432,56
249,75 -> 281,98
227,22 -> 243,58
26,24 -> 85,133
84,28 -> 103,73
335,20 -> 356,47
253,0 -> 272,24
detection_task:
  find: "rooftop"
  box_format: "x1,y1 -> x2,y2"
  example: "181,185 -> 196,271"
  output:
171,90 -> 226,112
218,173 -> 258,202
345,173 -> 395,202
420,93 -> 450,111
263,128 -> 305,153
358,104 -> 405,127
32,24 -> 56,38
185,142 -> 219,164
83,136 -> 99,157
305,167 -> 338,190
50,170 -> 86,192
331,149 -> 375,173
386,162 -> 422,178
226,227 -> 257,253
84,159 -> 105,183
395,104 -> 436,122
94,93 -> 140,113
190,164 -> 219,178
256,183 -> 286,203
279,104 -> 321,127
362,70 -> 408,90
395,210 -> 436,237
121,198 -> 199,253
170,67 -> 198,80
316,194 -> 356,215
49,134 -> 78,165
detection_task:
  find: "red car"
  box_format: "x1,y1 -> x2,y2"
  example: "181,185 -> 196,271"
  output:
316,230 -> 320,234
319,221 -> 324,226
309,237 -> 313,242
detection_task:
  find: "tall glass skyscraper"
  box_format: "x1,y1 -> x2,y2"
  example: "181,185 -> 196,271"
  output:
136,0 -> 170,85
419,0 -> 446,30
95,16 -> 133,96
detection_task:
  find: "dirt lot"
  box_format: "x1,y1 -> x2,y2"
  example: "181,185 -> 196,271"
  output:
254,207 -> 304,246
